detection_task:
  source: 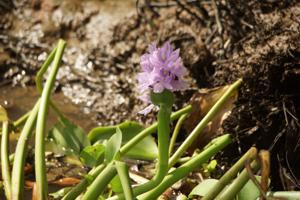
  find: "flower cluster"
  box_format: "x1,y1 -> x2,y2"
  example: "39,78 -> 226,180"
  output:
137,41 -> 188,114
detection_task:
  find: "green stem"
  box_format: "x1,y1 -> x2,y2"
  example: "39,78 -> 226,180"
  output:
63,105 -> 191,200
13,111 -> 31,129
169,113 -> 188,155
11,100 -> 40,200
35,47 -> 57,93
120,105 -> 192,155
133,103 -> 171,196
169,79 -> 242,168
202,147 -> 257,200
35,46 -> 66,120
115,161 -> 135,200
267,191 -> 300,200
12,48 -> 58,130
1,120 -> 11,200
215,160 -> 260,200
137,134 -> 232,200
35,40 -> 66,200
62,164 -> 105,200
81,163 -> 117,200
177,156 -> 192,164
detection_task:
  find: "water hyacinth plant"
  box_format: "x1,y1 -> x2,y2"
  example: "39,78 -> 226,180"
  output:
3,39 -> 296,200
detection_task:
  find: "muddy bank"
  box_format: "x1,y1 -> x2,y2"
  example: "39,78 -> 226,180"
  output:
1,0 -> 139,126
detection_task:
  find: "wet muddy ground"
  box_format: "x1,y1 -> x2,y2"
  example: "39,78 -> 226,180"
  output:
1,0 -> 300,197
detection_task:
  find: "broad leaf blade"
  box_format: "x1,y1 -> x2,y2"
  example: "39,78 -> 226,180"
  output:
237,176 -> 267,200
80,144 -> 105,167
88,121 -> 158,160
88,121 -> 143,143
126,136 -> 157,160
60,117 -> 90,148
110,175 -> 123,194
189,179 -> 219,198
48,117 -> 90,156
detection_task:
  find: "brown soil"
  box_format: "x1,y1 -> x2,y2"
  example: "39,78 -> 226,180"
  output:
1,0 -> 300,193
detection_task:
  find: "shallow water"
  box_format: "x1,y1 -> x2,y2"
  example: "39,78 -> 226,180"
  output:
0,85 -> 96,131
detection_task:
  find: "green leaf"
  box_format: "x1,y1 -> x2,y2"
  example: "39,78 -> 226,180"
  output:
88,121 -> 143,143
189,179 -> 219,198
126,136 -> 157,160
105,128 -> 122,163
48,117 -> 90,156
237,176 -> 268,200
0,106 -> 8,122
88,121 -> 158,160
80,144 -> 105,167
110,175 -> 123,193
49,187 -> 72,199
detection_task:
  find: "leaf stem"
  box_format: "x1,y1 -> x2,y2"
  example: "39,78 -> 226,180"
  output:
267,191 -> 300,199
115,161 -> 135,200
137,134 -> 232,200
202,147 -> 257,200
13,111 -> 31,129
81,163 -> 117,200
215,159 -> 260,200
169,79 -> 242,168
62,164 -> 106,200
1,120 -> 11,200
35,46 -> 66,120
35,40 -> 66,200
11,100 -> 40,200
169,113 -> 188,155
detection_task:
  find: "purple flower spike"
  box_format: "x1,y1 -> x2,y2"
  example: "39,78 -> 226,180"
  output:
137,41 -> 188,114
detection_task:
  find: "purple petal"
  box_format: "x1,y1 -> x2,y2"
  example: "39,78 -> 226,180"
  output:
137,41 -> 189,107
138,104 -> 155,115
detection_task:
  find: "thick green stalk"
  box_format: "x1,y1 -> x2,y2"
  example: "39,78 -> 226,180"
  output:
1,120 -> 11,200
62,164 -> 105,200
63,105 -> 191,200
115,161 -> 134,200
81,163 -> 117,200
215,160 -> 260,200
169,113 -> 188,155
169,79 -> 242,167
35,40 -> 66,200
202,147 -> 257,200
133,103 -> 171,196
11,100 -> 40,200
137,134 -> 232,200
